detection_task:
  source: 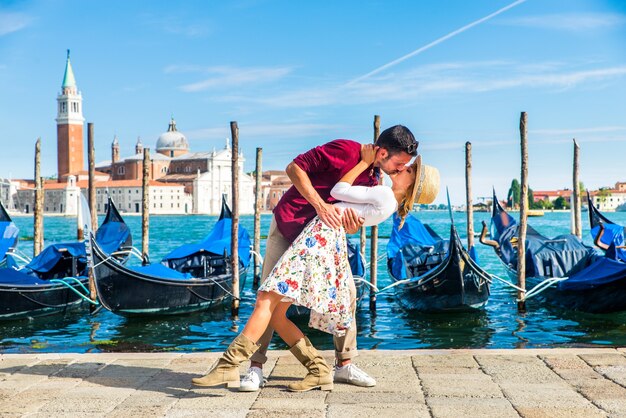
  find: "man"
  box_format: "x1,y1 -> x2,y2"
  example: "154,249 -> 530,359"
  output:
240,125 -> 418,392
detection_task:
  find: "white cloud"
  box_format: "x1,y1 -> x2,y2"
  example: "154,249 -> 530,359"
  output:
174,66 -> 293,92
0,12 -> 33,36
499,13 -> 626,31
218,60 -> 626,109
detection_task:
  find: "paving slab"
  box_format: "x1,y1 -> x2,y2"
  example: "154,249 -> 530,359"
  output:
0,348 -> 623,417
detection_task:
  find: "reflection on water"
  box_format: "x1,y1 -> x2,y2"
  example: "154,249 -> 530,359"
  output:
1,211 -> 626,352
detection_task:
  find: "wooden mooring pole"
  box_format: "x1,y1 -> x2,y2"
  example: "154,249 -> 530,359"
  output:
465,141 -> 474,249
230,121 -> 240,318
572,139 -> 582,239
88,123 -> 97,231
141,148 -> 150,265
87,123 -> 98,310
253,147 -> 263,287
76,193 -> 83,240
369,115 -> 381,312
517,112 -> 528,313
33,138 -> 43,257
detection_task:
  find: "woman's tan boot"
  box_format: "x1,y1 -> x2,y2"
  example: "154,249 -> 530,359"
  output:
192,333 -> 259,388
288,337 -> 334,392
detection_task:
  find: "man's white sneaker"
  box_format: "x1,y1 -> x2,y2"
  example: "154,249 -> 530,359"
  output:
333,363 -> 376,387
239,367 -> 267,392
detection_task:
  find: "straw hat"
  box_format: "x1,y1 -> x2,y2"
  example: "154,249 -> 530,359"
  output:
408,155 -> 440,205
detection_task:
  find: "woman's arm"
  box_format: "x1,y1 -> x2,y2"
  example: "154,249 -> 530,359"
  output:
331,144 -> 392,208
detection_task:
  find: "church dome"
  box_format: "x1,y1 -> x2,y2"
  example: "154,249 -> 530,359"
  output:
156,118 -> 189,152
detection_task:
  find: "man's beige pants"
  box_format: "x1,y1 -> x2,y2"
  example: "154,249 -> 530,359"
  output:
250,217 -> 358,365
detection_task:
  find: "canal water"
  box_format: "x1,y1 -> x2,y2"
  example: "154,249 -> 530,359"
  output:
2,210 -> 626,353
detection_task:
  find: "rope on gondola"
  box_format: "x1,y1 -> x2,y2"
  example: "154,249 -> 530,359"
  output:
519,277 -> 569,302
49,278 -> 99,305
18,292 -> 76,308
352,276 -> 379,292
486,273 -> 569,301
249,250 -> 263,267
187,284 -> 240,302
365,254 -> 386,268
111,247 -> 144,262
486,274 -> 525,292
7,249 -> 31,265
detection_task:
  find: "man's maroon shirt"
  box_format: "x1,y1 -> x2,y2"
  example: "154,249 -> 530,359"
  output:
273,139 -> 379,243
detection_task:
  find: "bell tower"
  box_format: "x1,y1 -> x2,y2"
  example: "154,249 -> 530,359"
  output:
56,49 -> 84,180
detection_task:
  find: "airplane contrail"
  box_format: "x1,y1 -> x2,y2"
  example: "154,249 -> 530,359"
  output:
345,0 -> 527,86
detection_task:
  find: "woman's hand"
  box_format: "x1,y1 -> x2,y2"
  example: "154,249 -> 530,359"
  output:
360,144 -> 378,165
342,207 -> 364,234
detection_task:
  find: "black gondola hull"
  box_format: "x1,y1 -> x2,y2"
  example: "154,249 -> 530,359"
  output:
0,281 -> 88,321
525,275 -> 626,313
92,237 -> 246,316
388,223 -> 491,313
390,257 -> 490,312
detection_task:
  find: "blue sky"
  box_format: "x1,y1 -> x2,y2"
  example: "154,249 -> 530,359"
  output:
1,0 -> 625,204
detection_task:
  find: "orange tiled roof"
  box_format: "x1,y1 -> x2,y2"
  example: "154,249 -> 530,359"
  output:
42,179 -> 184,190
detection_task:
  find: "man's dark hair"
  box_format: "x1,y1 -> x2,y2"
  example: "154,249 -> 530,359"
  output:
375,125 -> 418,157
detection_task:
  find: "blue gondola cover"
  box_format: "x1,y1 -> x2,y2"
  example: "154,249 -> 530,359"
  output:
559,255 -> 626,291
95,201 -> 131,255
25,242 -> 86,274
129,263 -> 193,280
387,213 -> 439,259
591,223 -> 626,262
162,217 -> 251,268
0,221 -> 18,260
0,267 -> 49,286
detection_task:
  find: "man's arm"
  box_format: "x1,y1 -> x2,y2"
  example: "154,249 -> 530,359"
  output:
285,161 -> 343,229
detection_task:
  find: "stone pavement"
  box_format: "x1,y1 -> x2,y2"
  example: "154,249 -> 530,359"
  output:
1,348 -> 626,417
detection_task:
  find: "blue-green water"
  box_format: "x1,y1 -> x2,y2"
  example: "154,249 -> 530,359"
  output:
2,210 -> 626,353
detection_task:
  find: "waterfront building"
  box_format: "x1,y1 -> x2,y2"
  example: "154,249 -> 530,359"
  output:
532,189 -> 572,203
589,182 -> 626,211
8,51 -> 256,216
97,124 -> 256,215
262,170 -> 291,210
14,176 -> 190,216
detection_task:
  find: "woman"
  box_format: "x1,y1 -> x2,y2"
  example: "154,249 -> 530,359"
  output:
192,144 -> 438,392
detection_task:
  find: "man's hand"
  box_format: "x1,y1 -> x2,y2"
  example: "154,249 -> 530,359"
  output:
342,207 -> 365,235
316,201 -> 343,229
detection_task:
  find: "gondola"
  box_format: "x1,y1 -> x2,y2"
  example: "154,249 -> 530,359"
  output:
0,200 -> 19,268
0,197 -> 132,320
480,191 -> 626,313
588,192 -> 626,262
287,239 -> 368,317
481,191 -> 595,280
90,196 -> 251,316
386,213 -> 491,312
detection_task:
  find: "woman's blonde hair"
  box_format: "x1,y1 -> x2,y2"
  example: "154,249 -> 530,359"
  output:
397,187 -> 413,229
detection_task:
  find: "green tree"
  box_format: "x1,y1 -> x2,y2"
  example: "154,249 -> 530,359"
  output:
596,187 -> 612,204
507,179 -> 520,209
553,196 -> 570,210
528,188 -> 535,208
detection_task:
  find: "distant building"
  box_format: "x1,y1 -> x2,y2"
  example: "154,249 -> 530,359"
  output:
261,170 -> 292,211
10,51 -> 256,216
56,50 -> 85,181
532,189 -> 572,202
589,182 -> 626,211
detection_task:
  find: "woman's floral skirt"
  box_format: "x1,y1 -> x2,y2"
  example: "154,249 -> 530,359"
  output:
259,216 -> 353,336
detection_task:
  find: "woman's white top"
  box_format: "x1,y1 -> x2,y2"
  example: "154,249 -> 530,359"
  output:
330,182 -> 397,227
